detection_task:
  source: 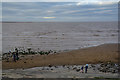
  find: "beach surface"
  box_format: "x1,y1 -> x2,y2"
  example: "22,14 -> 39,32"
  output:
2,64 -> 119,78
2,43 -> 119,78
2,43 -> 118,69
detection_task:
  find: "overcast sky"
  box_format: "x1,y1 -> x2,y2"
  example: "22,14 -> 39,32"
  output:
2,1 -> 118,22
2,0 -> 119,2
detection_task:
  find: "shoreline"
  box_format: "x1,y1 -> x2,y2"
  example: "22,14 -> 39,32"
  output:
2,43 -> 118,69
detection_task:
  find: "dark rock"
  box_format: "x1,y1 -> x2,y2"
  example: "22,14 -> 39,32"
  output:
91,64 -> 95,68
24,61 -> 26,63
48,64 -> 52,67
46,68 -> 49,70
67,66 -> 70,69
55,66 -> 58,68
112,70 -> 116,73
76,69 -> 80,72
73,67 -> 77,70
51,69 -> 53,70
98,62 -> 118,73
100,63 -> 105,67
63,65 -> 65,67
93,68 -> 95,70
97,67 -> 100,70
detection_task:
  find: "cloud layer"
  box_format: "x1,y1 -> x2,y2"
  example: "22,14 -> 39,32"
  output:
2,0 -> 119,2
2,2 -> 118,22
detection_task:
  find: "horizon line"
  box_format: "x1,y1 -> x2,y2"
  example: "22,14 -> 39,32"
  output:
1,21 -> 118,23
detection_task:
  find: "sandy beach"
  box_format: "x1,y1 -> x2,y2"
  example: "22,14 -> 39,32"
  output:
2,43 -> 118,69
2,43 -> 119,78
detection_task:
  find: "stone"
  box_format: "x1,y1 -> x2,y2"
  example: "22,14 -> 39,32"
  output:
48,64 -> 52,67
51,69 -> 53,70
24,61 -> 26,63
73,67 -> 77,70
76,69 -> 80,72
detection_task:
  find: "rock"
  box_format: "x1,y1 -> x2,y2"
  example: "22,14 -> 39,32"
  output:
98,62 -> 118,73
48,64 -> 52,67
93,68 -> 95,70
73,67 -> 77,70
54,66 -> 58,68
2,73 -> 6,75
24,61 -> 26,63
112,69 -> 116,73
63,65 -> 65,67
91,64 -> 95,68
46,68 -> 49,70
51,69 -> 53,70
100,63 -> 105,67
76,69 -> 80,72
67,66 -> 70,69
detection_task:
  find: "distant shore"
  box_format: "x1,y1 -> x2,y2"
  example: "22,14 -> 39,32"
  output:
2,43 -> 118,69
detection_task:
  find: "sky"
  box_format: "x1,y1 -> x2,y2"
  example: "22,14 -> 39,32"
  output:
1,0 -> 119,22
1,0 -> 119,2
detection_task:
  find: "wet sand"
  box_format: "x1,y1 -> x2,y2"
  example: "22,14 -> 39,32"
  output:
2,43 -> 118,69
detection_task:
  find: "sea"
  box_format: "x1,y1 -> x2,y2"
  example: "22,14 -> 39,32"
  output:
2,22 -> 118,53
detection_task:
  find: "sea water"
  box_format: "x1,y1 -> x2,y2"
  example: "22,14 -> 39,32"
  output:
2,22 -> 118,53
